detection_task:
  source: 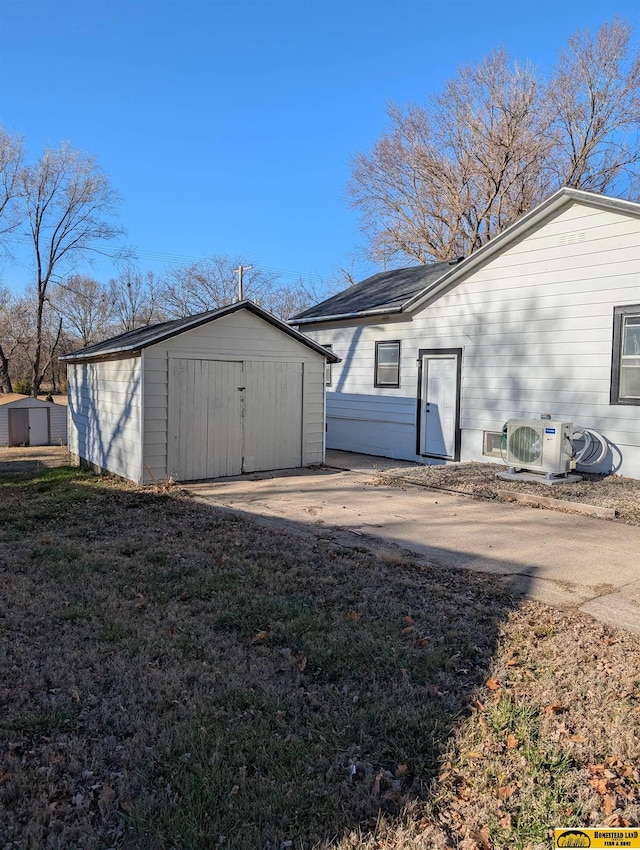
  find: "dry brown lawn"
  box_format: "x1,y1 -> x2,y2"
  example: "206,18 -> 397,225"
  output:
0,464 -> 638,849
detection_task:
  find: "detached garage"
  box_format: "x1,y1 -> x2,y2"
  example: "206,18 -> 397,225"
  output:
0,394 -> 67,447
60,300 -> 338,484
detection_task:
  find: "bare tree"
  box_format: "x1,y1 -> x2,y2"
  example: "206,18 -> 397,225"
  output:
0,288 -> 37,391
0,126 -> 24,244
0,287 -> 14,392
349,20 -> 640,265
261,275 -> 341,320
52,274 -> 114,347
158,256 -> 340,321
547,19 -> 640,195
109,267 -> 164,333
158,256 -> 279,318
20,142 -> 123,395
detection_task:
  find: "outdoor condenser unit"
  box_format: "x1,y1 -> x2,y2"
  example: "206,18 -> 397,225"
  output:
505,419 -> 574,476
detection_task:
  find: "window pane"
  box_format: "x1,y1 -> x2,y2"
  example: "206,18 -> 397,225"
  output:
377,365 -> 398,384
377,344 -> 399,365
622,318 -> 640,357
376,342 -> 400,386
620,363 -> 640,398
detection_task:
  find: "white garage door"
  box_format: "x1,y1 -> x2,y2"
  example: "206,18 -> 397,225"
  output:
168,358 -> 303,481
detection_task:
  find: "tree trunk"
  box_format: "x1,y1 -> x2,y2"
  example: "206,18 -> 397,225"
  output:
0,342 -> 13,393
30,292 -> 45,398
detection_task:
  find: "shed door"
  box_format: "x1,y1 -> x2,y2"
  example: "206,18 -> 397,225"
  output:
169,359 -> 243,480
8,408 -> 29,446
243,361 -> 303,473
168,357 -> 304,481
29,408 -> 50,446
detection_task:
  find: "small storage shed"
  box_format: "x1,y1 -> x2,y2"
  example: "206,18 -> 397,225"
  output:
60,300 -> 339,484
0,393 -> 67,447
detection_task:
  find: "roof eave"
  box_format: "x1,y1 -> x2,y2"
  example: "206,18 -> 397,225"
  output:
291,305 -> 405,326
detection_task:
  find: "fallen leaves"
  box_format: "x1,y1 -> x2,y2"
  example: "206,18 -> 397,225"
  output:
343,611 -> 362,622
588,759 -> 639,819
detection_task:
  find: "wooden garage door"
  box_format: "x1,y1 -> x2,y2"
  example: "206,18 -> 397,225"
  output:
243,360 -> 303,473
168,358 -> 303,481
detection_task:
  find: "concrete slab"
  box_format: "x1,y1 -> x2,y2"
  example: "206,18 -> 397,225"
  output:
186,459 -> 640,637
325,449 -> 422,473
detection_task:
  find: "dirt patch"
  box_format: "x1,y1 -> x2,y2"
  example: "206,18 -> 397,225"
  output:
378,462 -> 640,525
0,446 -> 73,480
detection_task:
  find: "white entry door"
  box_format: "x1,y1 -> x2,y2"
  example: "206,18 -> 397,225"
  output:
419,352 -> 460,459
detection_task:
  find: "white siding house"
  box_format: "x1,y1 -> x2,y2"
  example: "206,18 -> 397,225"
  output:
61,301 -> 337,484
0,394 -> 67,447
292,189 -> 640,479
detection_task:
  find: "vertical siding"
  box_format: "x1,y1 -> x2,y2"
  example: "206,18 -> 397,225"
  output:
48,404 -> 68,445
143,309 -> 326,481
67,356 -> 143,483
0,409 -> 8,446
302,202 -> 640,476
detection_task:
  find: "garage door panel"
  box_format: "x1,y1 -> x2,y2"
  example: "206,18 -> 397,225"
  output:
206,360 -> 243,478
243,361 -> 303,473
169,358 -> 243,481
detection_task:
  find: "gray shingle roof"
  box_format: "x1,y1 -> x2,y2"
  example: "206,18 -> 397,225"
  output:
291,260 -> 462,323
60,300 -> 339,363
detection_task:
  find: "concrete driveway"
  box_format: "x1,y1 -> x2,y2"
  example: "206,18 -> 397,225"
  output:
186,452 -> 640,637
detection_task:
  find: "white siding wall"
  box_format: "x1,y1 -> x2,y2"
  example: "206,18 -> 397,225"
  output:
143,310 -> 326,482
67,356 -> 143,482
303,202 -> 640,476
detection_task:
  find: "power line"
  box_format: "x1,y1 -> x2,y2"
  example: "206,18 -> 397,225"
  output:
2,232 -> 333,284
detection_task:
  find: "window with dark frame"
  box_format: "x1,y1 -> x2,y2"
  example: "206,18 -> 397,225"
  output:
323,344 -> 333,386
611,305 -> 640,405
375,340 -> 400,387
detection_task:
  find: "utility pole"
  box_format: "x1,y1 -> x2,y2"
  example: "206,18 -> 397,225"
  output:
235,265 -> 252,300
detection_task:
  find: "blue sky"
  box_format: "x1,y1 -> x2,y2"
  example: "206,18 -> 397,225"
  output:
1,0 -> 638,295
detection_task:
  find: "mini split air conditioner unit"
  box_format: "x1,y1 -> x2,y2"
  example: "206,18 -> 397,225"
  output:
506,419 -> 574,476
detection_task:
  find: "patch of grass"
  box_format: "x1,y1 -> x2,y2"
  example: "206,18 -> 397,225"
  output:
16,702 -> 80,736
54,604 -> 92,623
100,621 -> 131,644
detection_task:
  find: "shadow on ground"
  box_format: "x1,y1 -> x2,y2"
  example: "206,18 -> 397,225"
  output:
1,462 -> 539,849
